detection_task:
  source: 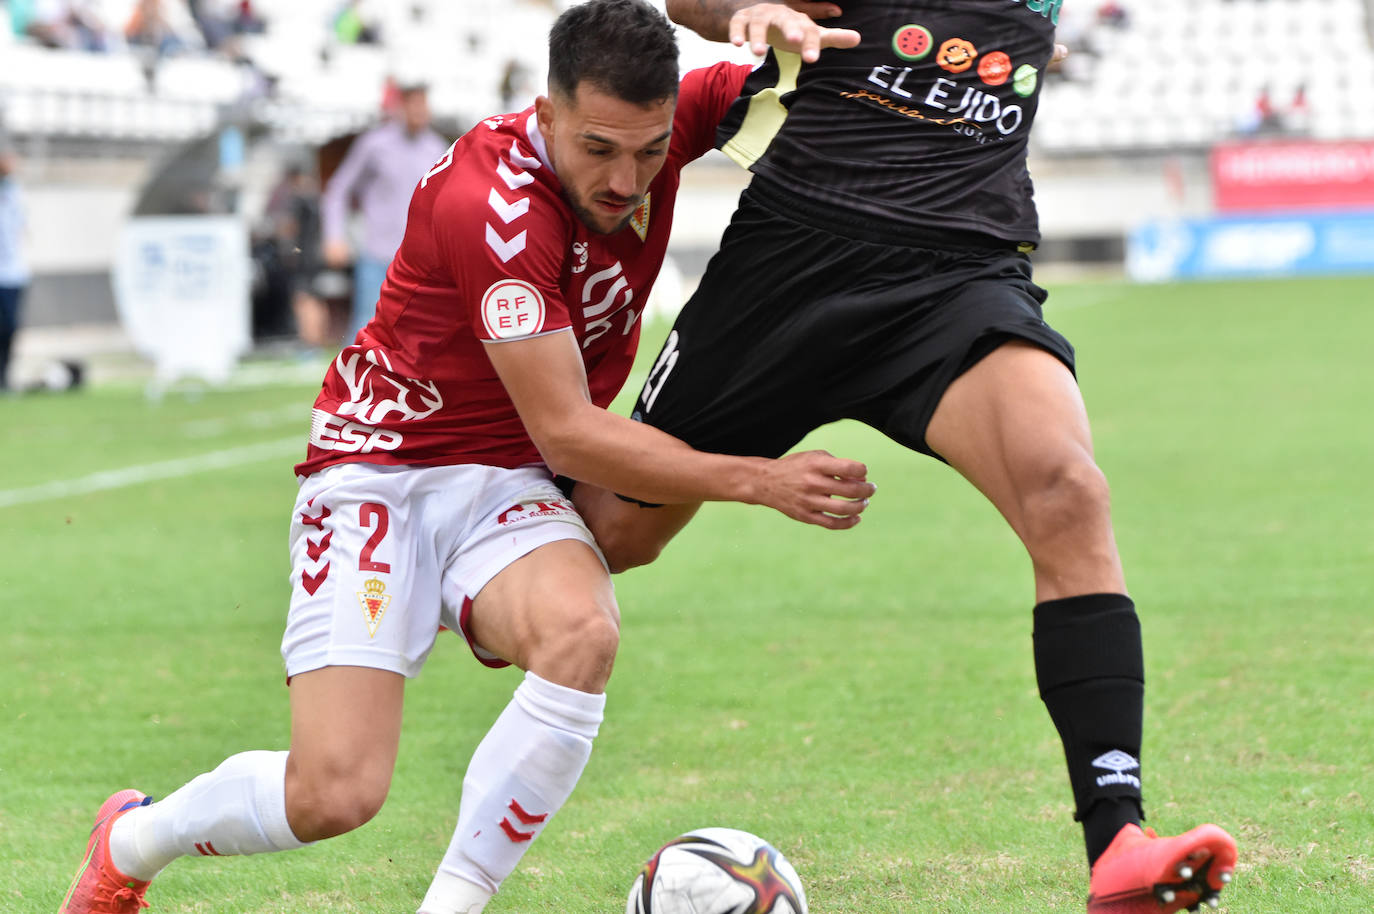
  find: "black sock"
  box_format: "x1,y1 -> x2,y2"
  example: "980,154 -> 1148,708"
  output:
1033,593 -> 1146,866
1083,796 -> 1144,866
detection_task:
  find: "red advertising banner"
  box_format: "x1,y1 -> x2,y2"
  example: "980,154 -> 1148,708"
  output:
1212,140 -> 1374,212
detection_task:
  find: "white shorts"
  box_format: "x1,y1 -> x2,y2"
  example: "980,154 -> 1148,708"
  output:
282,461 -> 604,679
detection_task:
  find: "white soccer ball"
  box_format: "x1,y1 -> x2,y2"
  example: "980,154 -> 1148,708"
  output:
626,827 -> 809,914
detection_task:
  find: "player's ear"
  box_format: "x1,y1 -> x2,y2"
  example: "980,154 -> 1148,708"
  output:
534,94 -> 557,142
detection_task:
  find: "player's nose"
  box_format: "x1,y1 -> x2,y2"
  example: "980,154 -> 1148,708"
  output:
606,158 -> 637,199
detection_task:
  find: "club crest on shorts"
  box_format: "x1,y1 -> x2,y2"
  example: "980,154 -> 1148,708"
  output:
629,192 -> 651,241
357,577 -> 392,638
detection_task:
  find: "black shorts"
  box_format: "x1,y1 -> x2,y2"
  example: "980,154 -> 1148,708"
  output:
632,182 -> 1076,460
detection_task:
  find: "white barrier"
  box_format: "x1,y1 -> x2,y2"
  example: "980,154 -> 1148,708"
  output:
112,215 -> 251,386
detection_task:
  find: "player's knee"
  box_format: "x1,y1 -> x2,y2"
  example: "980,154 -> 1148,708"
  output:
1021,457 -> 1112,544
531,599 -> 621,691
598,525 -> 666,574
285,755 -> 392,841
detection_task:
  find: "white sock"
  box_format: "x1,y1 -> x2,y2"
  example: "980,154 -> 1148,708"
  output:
417,869 -> 492,914
424,672 -> 605,907
109,750 -> 309,881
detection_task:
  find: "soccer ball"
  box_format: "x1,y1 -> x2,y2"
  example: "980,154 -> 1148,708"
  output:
626,827 -> 808,914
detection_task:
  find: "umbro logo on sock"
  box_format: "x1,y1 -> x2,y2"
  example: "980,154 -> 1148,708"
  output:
1091,750 -> 1141,789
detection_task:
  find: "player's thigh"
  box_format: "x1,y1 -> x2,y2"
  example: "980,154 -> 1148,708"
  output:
287,664 -> 404,786
283,464 -> 447,680
466,538 -> 620,691
571,482 -> 700,573
631,199 -> 840,458
439,470 -> 618,689
926,340 -> 1096,522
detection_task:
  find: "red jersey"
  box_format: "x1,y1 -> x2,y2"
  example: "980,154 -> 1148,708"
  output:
297,63 -> 749,477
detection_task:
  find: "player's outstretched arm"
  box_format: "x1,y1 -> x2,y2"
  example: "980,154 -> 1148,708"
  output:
666,0 -> 860,62
484,330 -> 874,529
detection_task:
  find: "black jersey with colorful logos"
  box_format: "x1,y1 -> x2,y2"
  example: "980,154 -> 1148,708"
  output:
716,0 -> 1060,247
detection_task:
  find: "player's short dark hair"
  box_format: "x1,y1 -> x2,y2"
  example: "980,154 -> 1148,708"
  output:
548,0 -> 679,105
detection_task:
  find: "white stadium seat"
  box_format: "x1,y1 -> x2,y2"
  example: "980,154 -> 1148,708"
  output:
1041,0 -> 1374,151
1,0 -> 1368,152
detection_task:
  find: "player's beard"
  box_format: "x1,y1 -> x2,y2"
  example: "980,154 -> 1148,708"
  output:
566,188 -> 642,236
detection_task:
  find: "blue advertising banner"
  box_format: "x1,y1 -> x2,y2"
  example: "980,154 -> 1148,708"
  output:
1127,211 -> 1374,281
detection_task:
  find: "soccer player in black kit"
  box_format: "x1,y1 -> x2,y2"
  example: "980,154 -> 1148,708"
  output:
570,2 -> 1240,912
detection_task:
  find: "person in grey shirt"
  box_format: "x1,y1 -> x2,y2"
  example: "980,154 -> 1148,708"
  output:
320,82 -> 449,345
0,144 -> 29,392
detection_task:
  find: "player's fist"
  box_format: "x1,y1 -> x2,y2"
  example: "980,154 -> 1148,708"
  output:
758,448 -> 875,530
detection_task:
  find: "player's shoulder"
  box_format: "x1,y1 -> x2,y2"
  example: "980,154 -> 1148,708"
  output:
355,117 -> 401,149
432,114 -> 566,217
425,112 -> 574,272
669,62 -> 752,163
679,61 -> 751,103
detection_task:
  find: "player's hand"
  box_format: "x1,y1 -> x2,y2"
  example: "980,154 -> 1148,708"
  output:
783,1 -> 844,19
1048,42 -> 1069,71
756,449 -> 875,529
322,238 -> 352,269
728,2 -> 861,63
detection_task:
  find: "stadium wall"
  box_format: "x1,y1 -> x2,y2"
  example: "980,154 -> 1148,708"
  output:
10,146 -> 1346,333
665,149 -> 1215,278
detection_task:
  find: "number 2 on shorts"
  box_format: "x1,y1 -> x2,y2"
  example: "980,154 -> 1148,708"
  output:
359,502 -> 392,573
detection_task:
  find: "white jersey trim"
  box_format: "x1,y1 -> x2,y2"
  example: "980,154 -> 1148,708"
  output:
480,326 -> 574,345
525,111 -> 554,174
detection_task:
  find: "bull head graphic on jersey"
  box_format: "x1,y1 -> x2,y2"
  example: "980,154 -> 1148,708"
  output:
333,346 -> 443,425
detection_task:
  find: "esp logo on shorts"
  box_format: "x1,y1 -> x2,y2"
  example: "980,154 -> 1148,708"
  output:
482,279 -> 547,339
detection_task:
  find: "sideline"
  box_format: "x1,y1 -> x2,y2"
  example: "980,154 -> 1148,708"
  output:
0,436 -> 303,509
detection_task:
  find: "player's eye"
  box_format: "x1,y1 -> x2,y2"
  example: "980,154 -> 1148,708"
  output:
586,146 -> 613,157
640,147 -> 667,158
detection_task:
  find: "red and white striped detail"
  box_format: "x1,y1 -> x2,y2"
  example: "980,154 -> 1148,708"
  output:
485,139 -> 541,263
498,798 -> 548,842
300,496 -> 332,596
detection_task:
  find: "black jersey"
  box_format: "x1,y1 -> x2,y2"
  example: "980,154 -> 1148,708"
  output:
716,0 -> 1059,246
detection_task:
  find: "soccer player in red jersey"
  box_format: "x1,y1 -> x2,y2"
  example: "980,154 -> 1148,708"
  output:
57,4 -> 870,914
573,3 -> 1238,913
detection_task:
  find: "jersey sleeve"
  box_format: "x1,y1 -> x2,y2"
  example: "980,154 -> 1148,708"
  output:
430,155 -> 573,343
670,62 -> 753,165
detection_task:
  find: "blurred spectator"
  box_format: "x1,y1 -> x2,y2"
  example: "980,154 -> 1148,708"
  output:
11,0 -> 114,51
1283,84 -> 1311,136
331,0 -> 379,45
499,58 -> 535,112
187,0 -> 264,51
320,82 -> 447,344
1236,86 -> 1284,137
378,73 -> 403,119
0,144 -> 29,392
1096,1 -> 1130,29
124,0 -> 201,57
254,162 -> 342,346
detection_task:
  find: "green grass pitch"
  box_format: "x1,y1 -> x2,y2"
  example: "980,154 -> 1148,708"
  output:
3,275 -> 1372,912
